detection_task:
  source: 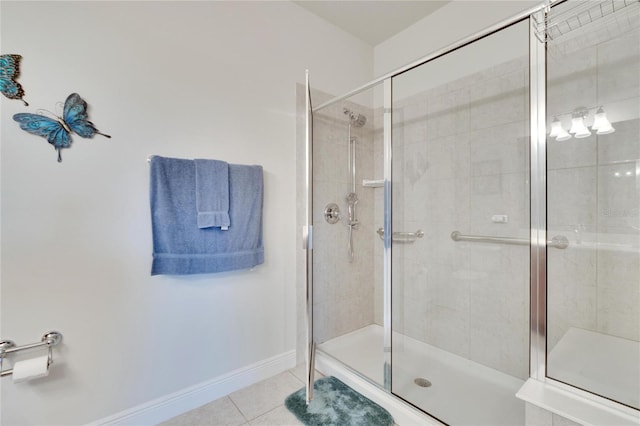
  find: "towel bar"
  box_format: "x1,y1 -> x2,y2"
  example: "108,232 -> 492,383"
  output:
376,228 -> 424,243
0,331 -> 63,377
450,231 -> 569,249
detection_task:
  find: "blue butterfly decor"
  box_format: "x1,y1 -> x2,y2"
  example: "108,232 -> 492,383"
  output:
0,54 -> 28,105
13,93 -> 111,162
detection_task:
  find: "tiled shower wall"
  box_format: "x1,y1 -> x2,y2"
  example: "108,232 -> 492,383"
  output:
311,101 -> 377,344
378,55 -> 531,380
546,26 -> 640,351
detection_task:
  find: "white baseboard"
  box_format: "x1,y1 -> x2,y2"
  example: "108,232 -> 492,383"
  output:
90,350 -> 296,426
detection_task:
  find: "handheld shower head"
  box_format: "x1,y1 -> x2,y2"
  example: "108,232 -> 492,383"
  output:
343,108 -> 367,128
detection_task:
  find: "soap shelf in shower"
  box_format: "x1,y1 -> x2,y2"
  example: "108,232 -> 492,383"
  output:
362,179 -> 384,188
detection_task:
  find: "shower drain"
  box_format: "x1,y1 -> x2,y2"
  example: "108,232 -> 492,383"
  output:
414,378 -> 432,388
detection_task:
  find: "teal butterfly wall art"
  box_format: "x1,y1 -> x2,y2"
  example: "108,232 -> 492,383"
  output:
13,93 -> 111,163
0,54 -> 28,105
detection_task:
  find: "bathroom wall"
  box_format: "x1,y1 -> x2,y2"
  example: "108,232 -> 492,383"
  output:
0,2 -> 373,424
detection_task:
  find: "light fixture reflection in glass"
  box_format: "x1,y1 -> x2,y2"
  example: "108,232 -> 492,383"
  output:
548,107 -> 616,141
570,115 -> 591,138
549,117 -> 571,141
556,127 -> 571,141
592,108 -> 615,135
549,117 -> 563,137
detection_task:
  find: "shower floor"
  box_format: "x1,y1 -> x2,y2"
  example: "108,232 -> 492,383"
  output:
319,324 -> 525,426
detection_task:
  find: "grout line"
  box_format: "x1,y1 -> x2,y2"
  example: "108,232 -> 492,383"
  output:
228,395 -> 249,424
286,369 -> 305,385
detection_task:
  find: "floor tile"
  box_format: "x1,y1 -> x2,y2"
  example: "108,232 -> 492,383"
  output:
288,364 -> 324,383
229,372 -> 303,421
248,405 -> 302,425
159,396 -> 246,426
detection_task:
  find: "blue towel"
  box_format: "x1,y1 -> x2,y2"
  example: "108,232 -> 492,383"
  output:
194,159 -> 230,230
150,156 -> 264,275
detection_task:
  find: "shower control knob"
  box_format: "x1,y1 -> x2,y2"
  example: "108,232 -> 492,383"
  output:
324,203 -> 341,224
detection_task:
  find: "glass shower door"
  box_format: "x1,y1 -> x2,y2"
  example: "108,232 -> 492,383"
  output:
310,82 -> 387,387
545,0 -> 640,410
390,19 -> 531,425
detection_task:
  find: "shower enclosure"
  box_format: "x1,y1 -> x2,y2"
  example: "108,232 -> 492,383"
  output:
301,1 -> 639,424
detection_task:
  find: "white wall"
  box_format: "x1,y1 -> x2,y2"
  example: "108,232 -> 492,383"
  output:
0,2 -> 372,424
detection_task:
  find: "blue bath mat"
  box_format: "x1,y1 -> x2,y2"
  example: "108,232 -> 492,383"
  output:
285,376 -> 394,426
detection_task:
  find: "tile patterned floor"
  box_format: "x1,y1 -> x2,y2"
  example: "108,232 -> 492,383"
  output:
159,365 -> 319,426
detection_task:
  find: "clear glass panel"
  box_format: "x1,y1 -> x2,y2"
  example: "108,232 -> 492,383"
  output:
312,83 -> 386,386
546,0 -> 640,410
391,20 -> 530,425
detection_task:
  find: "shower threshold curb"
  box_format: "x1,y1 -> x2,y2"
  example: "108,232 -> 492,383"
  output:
315,351 -> 443,426
517,379 -> 640,426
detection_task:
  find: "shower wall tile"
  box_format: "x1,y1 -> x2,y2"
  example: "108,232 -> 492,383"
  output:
596,30 -> 640,105
425,87 -> 469,138
422,220 -> 469,271
597,249 -> 640,295
425,305 -> 469,359
547,134 -> 597,171
546,244 -> 597,351
432,263 -> 470,312
547,278 -> 597,352
469,70 -> 525,131
547,167 -> 598,228
311,100 -> 376,345
426,133 -> 470,181
547,49 -> 597,118
597,119 -> 640,165
469,314 -> 528,379
470,172 -> 529,236
422,177 -> 470,230
596,287 -> 640,342
597,162 -> 640,232
469,121 -> 528,176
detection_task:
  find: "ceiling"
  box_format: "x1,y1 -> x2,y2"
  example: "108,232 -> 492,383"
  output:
293,1 -> 449,46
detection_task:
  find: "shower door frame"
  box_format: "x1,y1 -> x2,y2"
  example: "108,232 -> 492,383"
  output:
305,0 -> 639,420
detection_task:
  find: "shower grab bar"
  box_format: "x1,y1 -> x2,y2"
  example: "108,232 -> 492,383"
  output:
451,231 -> 569,249
0,331 -> 63,377
376,228 -> 424,243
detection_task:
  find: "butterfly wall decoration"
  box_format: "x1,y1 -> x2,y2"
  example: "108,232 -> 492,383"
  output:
13,93 -> 111,163
0,54 -> 28,105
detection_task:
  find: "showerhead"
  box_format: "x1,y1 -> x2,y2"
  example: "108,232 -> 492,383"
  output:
343,108 -> 367,128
